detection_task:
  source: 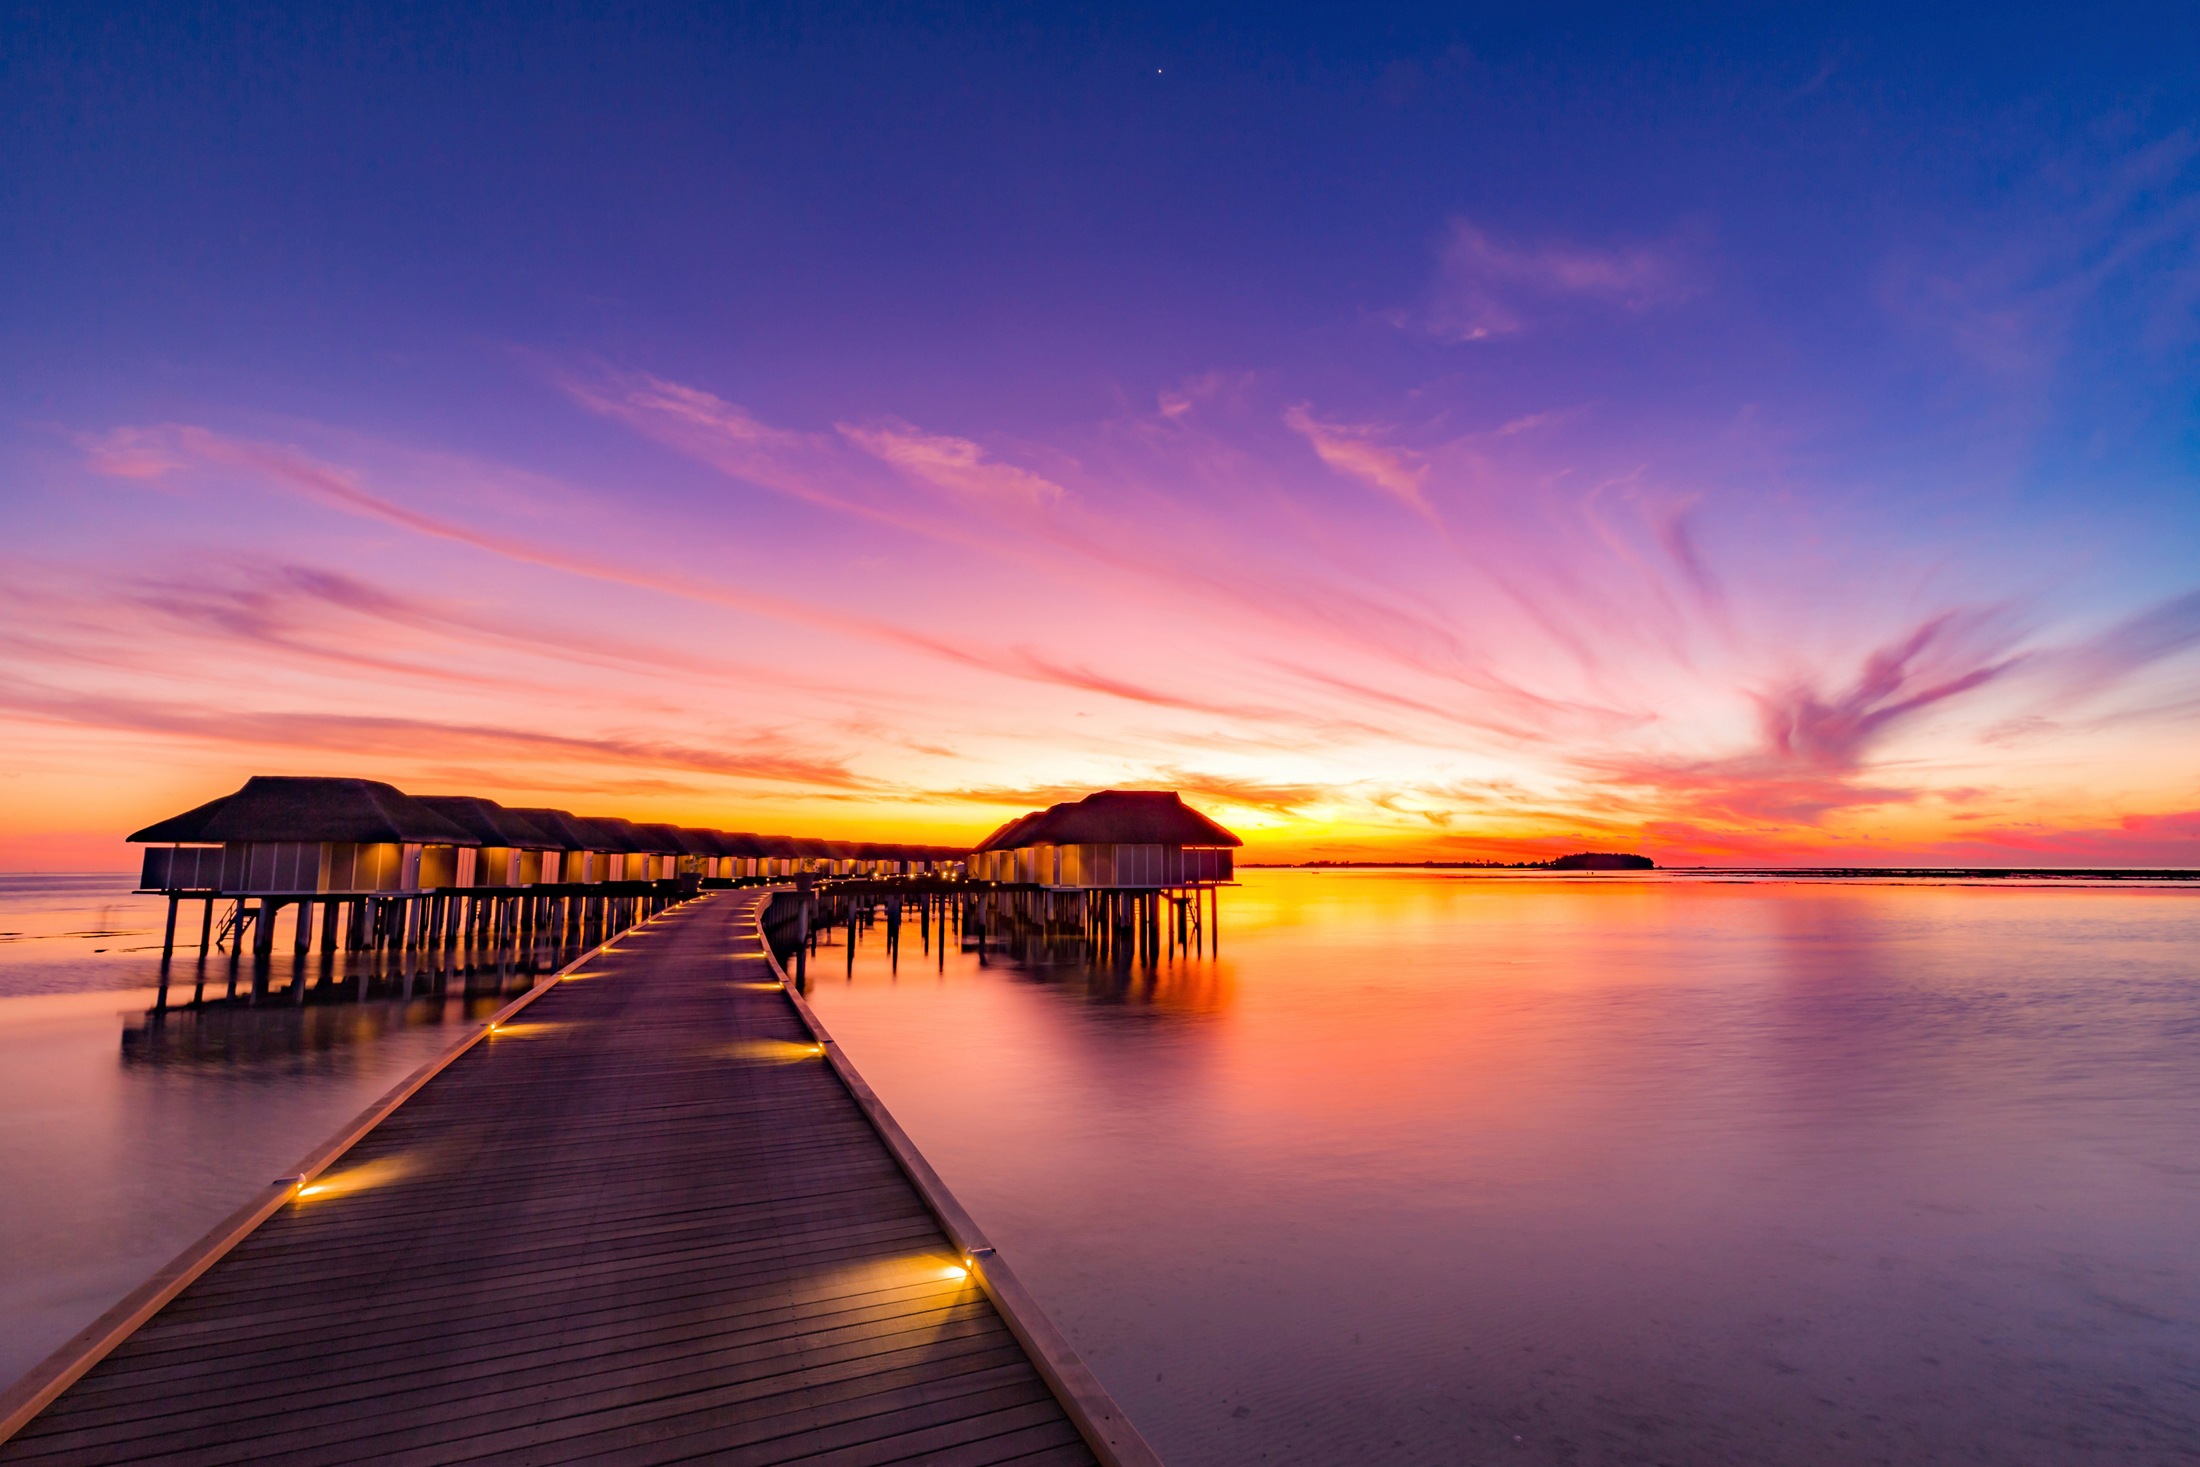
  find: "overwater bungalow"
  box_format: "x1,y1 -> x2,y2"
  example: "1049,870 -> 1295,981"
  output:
505,808 -> 614,884
973,790 -> 1239,889
967,807 -> 1061,885
679,829 -> 736,881
718,832 -> 772,880
576,816 -> 658,882
131,776 -> 479,956
749,834 -> 799,877
414,796 -> 558,888
639,824 -> 720,881
128,772 -> 987,967
134,775 -> 475,895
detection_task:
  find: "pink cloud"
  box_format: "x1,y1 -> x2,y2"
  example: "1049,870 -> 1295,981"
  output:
1283,406 -> 1435,520
1755,613 -> 2020,770
1417,217 -> 1692,342
46,386 -> 2200,867
839,420 -> 1066,510
0,676 -> 871,789
1587,613 -> 2023,825
75,422 -> 1027,677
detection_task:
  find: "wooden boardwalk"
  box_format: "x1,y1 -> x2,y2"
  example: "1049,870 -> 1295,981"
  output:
0,890 -> 1118,1467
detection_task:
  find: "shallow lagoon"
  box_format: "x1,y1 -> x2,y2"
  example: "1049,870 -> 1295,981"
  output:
3,868 -> 2197,1463
0,874 -> 554,1385
806,869 -> 2200,1464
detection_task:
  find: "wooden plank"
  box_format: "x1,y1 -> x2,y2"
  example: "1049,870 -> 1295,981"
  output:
32,1317 -> 1032,1466
29,1299 -> 1018,1450
49,1272 -> 998,1414
765,918 -> 1162,1467
0,922 -> 630,1444
0,891 -> 1113,1467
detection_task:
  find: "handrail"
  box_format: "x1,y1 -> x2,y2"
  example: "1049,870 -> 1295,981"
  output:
753,890 -> 1164,1467
0,903 -> 676,1446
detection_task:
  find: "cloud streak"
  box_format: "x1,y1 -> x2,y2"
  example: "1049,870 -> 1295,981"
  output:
1284,407 -> 1436,521
0,676 -> 871,789
35,376 -> 2200,866
1414,217 -> 1692,343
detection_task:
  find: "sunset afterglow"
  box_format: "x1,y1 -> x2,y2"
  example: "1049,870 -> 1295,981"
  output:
4,9 -> 2196,867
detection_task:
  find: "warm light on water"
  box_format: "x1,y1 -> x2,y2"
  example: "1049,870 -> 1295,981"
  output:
3,870 -> 2196,1461
0,873 -> 569,1386
808,868 -> 2200,1465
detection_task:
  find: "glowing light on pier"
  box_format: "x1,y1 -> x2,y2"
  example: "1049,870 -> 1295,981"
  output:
291,1157 -> 409,1201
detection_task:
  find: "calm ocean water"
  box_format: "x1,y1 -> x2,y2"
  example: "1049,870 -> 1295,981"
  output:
4,869 -> 2196,1463
805,869 -> 2200,1466
0,873 -> 556,1386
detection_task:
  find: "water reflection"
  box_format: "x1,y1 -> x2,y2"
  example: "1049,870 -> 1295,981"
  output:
121,991 -> 509,1068
808,870 -> 2200,1467
814,888 -> 1237,1018
0,874 -> 556,1387
139,917 -> 592,1010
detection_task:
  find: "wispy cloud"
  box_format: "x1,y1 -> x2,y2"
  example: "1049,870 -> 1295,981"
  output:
1882,129 -> 2200,380
1412,217 -> 1692,343
937,771 -> 1324,816
42,374 -> 2200,865
2046,588 -> 2200,699
1283,407 -> 1435,521
0,676 -> 871,789
840,420 -> 1067,511
74,423 -> 1092,694
1584,612 -> 2024,824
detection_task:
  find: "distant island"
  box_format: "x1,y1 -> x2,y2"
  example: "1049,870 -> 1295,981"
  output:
1547,852 -> 1657,870
1253,853 -> 1657,871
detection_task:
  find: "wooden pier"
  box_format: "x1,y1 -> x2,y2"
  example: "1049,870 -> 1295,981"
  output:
0,890 -> 1154,1467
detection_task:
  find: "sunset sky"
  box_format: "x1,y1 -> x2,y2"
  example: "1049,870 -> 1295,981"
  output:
5,3 -> 2199,867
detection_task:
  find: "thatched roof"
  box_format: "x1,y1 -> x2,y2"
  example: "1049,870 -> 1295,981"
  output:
576,816 -> 660,853
637,824 -> 717,856
129,777 -> 475,846
680,829 -> 739,858
971,808 -> 1057,854
415,796 -> 555,849
130,773 -> 979,868
991,790 -> 1241,850
505,808 -> 610,852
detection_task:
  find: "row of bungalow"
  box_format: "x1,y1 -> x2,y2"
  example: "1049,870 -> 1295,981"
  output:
133,776 -> 964,898
131,776 -> 966,962
129,778 -> 1242,968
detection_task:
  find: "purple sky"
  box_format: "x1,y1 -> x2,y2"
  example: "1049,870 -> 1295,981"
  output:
4,3 -> 2199,865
